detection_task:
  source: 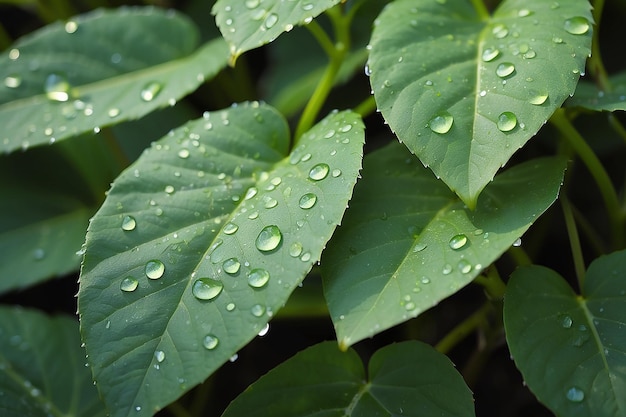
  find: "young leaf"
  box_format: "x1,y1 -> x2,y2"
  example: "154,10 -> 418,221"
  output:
221,341 -> 475,417
0,7 -> 228,154
78,103 -> 364,417
0,306 -> 106,417
212,0 -> 341,62
323,142 -> 565,348
367,0 -> 592,207
504,251 -> 626,417
567,71 -> 626,111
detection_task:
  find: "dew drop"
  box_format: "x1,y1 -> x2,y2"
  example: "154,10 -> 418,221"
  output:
300,252 -> 311,262
4,74 -> 21,88
192,278 -> 223,300
497,112 -> 518,132
512,238 -> 522,247
258,322 -> 270,337
164,185 -> 175,194
121,215 -> 136,231
442,264 -> 453,274
299,193 -> 317,209
529,91 -> 548,105
64,21 -> 78,33
32,248 -> 45,260
244,187 -> 258,200
420,277 -> 431,284
263,196 -> 278,209
223,223 -> 239,235
449,234 -> 468,250
154,350 -> 165,363
404,302 -> 416,311
251,304 -> 266,317
120,276 -> 139,292
412,242 -> 427,252
496,62 -> 515,78
255,225 -> 282,252
202,334 -> 219,350
223,258 -> 241,274
309,163 -> 330,181
140,82 -> 162,102
264,13 -> 278,29
564,17 -> 590,35
44,73 -> 71,102
492,24 -> 509,39
429,111 -> 454,134
108,108 -> 120,118
289,242 -> 303,257
226,302 -> 236,311
145,260 -> 165,279
561,315 -> 573,328
339,124 -> 353,133
565,386 -> 585,402
178,149 -> 190,159
482,48 -> 500,62
458,259 -> 472,274
248,268 -> 270,288
302,2 -> 314,11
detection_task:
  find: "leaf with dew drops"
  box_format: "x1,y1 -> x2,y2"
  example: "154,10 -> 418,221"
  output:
0,7 -> 229,154
367,0 -> 592,207
322,142 -> 566,348
78,102 -> 364,417
504,250 -> 626,417
567,70 -> 626,112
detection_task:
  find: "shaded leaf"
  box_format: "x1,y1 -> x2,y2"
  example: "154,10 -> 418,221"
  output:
78,103 -> 364,417
0,7 -> 228,154
368,0 -> 591,207
0,306 -> 106,417
567,71 -> 626,111
222,341 -> 475,417
212,0 -> 341,62
504,251 -> 626,417
323,142 -> 565,348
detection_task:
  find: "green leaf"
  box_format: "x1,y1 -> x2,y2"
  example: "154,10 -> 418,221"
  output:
504,251 -> 626,417
212,0 -> 341,62
323,142 -> 565,348
367,0 -> 592,207
78,103 -> 364,417
222,340 -> 475,417
0,7 -> 229,154
567,71 -> 626,111
0,306 -> 106,417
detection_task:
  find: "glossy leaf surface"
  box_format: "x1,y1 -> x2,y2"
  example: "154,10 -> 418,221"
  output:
567,71 -> 626,111
212,0 -> 341,61
78,103 -> 364,417
0,7 -> 228,154
504,251 -> 626,417
323,142 -> 565,348
368,0 -> 591,207
0,306 -> 106,417
222,341 -> 475,417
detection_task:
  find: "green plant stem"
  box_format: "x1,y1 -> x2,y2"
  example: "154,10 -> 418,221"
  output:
588,0 -> 611,91
551,108 -> 624,248
354,95 -> 377,118
305,19 -> 337,59
561,195 -> 586,288
608,113 -> 626,146
470,0 -> 490,20
295,7 -> 351,141
507,246 -> 532,267
473,266 -> 507,300
435,302 -> 492,354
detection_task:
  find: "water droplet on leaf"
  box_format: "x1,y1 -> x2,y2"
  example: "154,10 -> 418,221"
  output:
44,73 -> 71,102
561,315 -> 573,328
565,386 -> 585,402
564,17 -> 590,35
121,215 -> 136,231
223,223 -> 238,235
429,111 -> 454,134
154,350 -> 165,363
299,193 -> 317,209
203,334 -> 219,350
255,225 -> 282,252
289,242 -> 303,257
192,278 -> 223,300
309,163 -> 330,181
482,48 -> 500,62
120,276 -> 139,292
264,13 -> 278,29
248,268 -> 270,288
497,112 -> 518,132
496,62 -> 515,78
223,258 -> 241,274
145,260 -> 165,279
140,82 -> 162,102
449,234 -> 468,250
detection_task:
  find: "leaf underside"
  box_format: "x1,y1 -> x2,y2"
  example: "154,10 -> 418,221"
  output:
368,0 -> 592,207
567,71 -> 626,111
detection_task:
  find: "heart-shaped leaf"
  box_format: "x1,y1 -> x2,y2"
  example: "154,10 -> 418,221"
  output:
567,71 -> 626,111
368,0 -> 591,207
0,306 -> 106,417
323,142 -> 565,348
504,250 -> 626,417
212,0 -> 341,62
222,341 -> 475,417
0,7 -> 228,154
78,103 -> 364,417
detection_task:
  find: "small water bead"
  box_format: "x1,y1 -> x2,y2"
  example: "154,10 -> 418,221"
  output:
202,334 -> 219,350
299,193 -> 317,209
481,48 -> 500,62
223,223 -> 238,235
420,277 -> 431,284
429,111 -> 454,134
4,74 -> 21,88
226,303 -> 236,311
154,350 -> 165,363
248,211 -> 259,220
44,73 -> 71,102
258,323 -> 270,337
497,112 -> 518,132
9,48 -> 19,60
324,129 -> 336,138
512,238 -> 522,247
264,13 -> 278,29
245,0 -> 259,8
412,242 -> 427,252
552,36 -> 564,44
263,196 -> 278,209
458,259 -> 472,274
256,225 -> 282,251
178,149 -> 190,159
518,8 -> 532,17
145,260 -> 165,279
140,82 -> 162,102
289,242 -> 303,257
492,24 -> 509,39
339,124 -> 353,133
332,169 -> 342,178
244,187 -> 258,200
522,50 -> 536,59
248,268 -> 270,288
251,304 -> 266,317
308,163 -> 330,181
449,234 -> 468,250
121,215 -> 136,231
561,315 -> 573,328
64,20 -> 78,33
564,17 -> 590,35
120,276 -> 139,292
302,2 -> 314,10
529,91 -> 548,105
565,386 -> 585,402
223,258 -> 241,274
192,278 -> 223,300
496,62 -> 515,78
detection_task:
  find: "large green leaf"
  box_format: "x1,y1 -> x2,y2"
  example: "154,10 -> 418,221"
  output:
504,251 -> 626,417
0,306 -> 106,417
323,142 -> 565,348
567,71 -> 626,111
368,0 -> 591,207
212,0 -> 341,62
222,341 -> 475,417
78,102 -> 364,417
0,7 -> 229,154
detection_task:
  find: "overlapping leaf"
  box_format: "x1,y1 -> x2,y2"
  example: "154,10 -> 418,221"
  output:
78,102 -> 364,417
0,7 -> 228,154
368,0 -> 592,207
222,341 -> 475,417
212,0 -> 341,62
0,306 -> 106,417
567,71 -> 626,111
504,251 -> 626,417
323,142 -> 565,348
